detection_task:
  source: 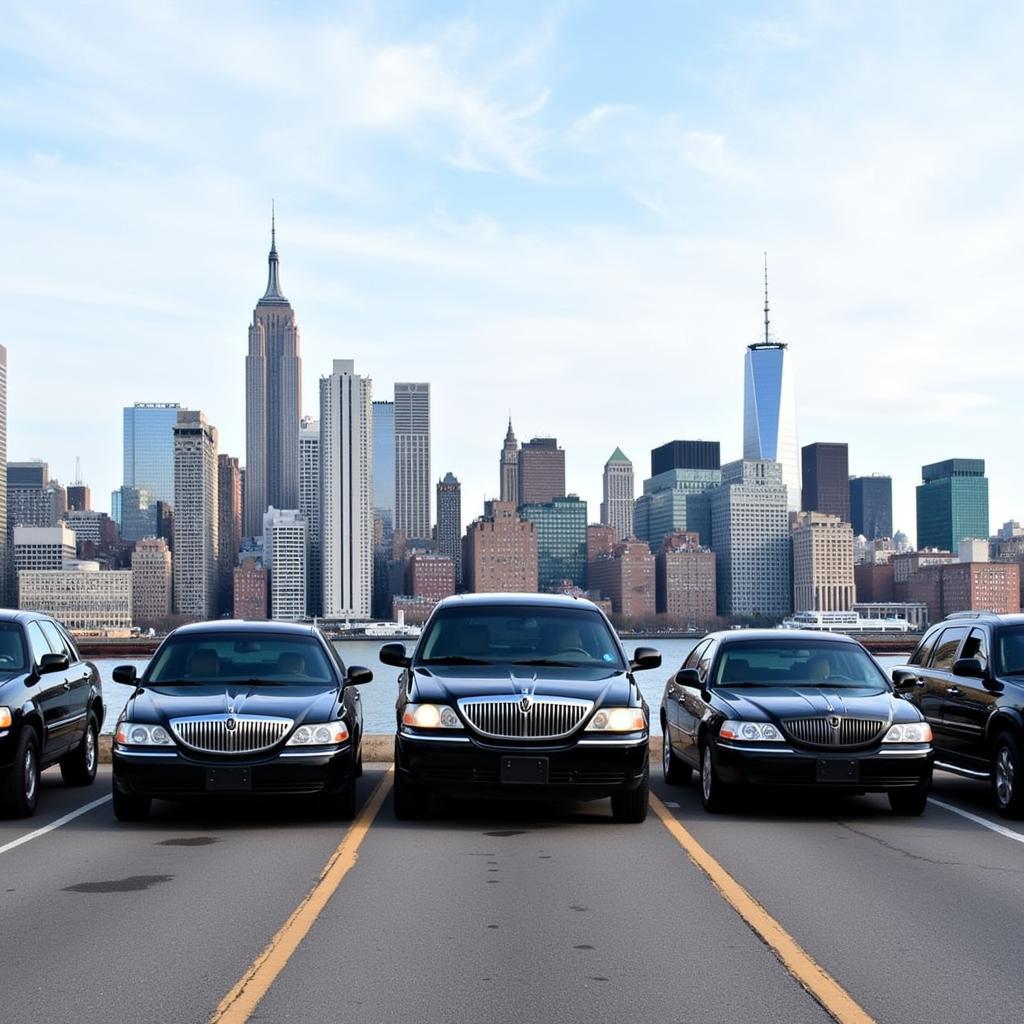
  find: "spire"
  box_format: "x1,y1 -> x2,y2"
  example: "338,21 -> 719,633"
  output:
260,203 -> 288,304
763,251 -> 770,344
504,415 -> 516,443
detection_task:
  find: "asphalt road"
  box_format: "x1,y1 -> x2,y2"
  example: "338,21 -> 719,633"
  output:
1,767 -> 1022,1024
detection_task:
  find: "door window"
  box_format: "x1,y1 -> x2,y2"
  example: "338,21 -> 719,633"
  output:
683,640 -> 710,671
961,628 -> 989,672
39,620 -> 74,660
697,640 -> 718,684
930,627 -> 969,671
909,629 -> 940,667
26,622 -> 53,668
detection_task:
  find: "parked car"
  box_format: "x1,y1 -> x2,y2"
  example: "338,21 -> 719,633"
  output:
892,612 -> 1024,817
384,593 -> 660,823
661,629 -> 933,814
0,610 -> 103,817
110,620 -> 371,821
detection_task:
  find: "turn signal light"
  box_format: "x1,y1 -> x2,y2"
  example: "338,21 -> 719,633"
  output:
0,707 -> 11,729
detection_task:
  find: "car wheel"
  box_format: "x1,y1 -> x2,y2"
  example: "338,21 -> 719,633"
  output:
60,713 -> 99,786
112,786 -> 151,822
992,732 -> 1024,818
393,770 -> 429,821
888,776 -> 930,815
700,740 -> 733,814
355,742 -> 364,778
1,729 -> 40,818
611,758 -> 649,823
661,729 -> 692,786
322,774 -> 357,821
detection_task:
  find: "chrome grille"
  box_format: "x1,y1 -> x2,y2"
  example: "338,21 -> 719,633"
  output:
169,714 -> 293,755
457,697 -> 593,740
782,717 -> 886,748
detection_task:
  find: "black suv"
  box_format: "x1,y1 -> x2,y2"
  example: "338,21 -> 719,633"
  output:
893,612 -> 1024,816
0,610 -> 103,817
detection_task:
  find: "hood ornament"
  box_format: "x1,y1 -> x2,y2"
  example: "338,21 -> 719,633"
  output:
226,717 -> 237,731
828,715 -> 841,729
519,694 -> 534,714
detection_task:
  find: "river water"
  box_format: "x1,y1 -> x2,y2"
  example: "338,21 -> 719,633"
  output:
92,638 -> 913,738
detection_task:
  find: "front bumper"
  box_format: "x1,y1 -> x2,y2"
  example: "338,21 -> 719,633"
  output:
112,742 -> 357,800
396,729 -> 649,802
713,740 -> 934,790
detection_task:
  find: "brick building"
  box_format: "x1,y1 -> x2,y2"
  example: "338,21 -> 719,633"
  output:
463,501 -> 538,593
655,531 -> 716,623
588,540 -> 655,619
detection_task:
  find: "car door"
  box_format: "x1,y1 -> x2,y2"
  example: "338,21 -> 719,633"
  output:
663,640 -> 707,755
25,620 -> 74,760
39,619 -> 92,748
940,627 -> 997,770
920,625 -> 969,760
677,639 -> 718,766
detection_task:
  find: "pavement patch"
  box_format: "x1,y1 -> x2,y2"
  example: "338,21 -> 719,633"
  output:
64,874 -> 174,893
158,837 -> 218,847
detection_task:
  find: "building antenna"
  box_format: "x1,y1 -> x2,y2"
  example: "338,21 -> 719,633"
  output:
763,251 -> 770,343
74,455 -> 81,485
271,199 -> 276,250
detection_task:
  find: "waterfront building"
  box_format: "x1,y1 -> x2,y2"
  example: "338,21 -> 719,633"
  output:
854,562 -> 896,603
463,501 -> 538,593
651,440 -> 721,476
172,410 -> 219,621
849,475 -> 893,541
18,561 -> 132,631
406,552 -> 456,608
131,538 -> 172,628
916,459 -> 989,552
906,561 -> 1020,624
600,449 -> 634,541
500,418 -> 519,505
518,438 -> 565,505
655,532 -> 717,623
791,512 -> 856,613
123,402 -> 180,506
587,523 -> 619,560
233,556 -> 268,620
263,508 -> 307,622
854,602 -> 929,631
13,525 -> 76,574
520,495 -> 588,591
298,416 -> 322,617
245,216 -> 302,536
217,455 -> 242,616
321,360 -> 373,618
588,540 -> 656,620
67,483 -> 90,513
634,467 -> 721,552
742,266 -> 799,512
394,383 -> 431,540
709,460 -> 791,618
436,472 -> 462,587
801,443 -> 850,521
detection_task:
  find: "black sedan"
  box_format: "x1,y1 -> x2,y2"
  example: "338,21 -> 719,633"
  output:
384,593 -> 660,823
111,621 -> 371,821
660,630 -> 933,814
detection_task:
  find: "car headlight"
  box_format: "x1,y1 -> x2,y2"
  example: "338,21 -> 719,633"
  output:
0,707 -> 11,729
115,721 -> 174,746
718,720 -> 782,742
585,707 -> 647,732
882,722 -> 932,743
402,704 -> 464,729
286,722 -> 350,746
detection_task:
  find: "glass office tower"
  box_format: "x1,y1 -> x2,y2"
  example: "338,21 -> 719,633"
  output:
520,495 -> 588,591
123,403 -> 181,504
916,459 -> 989,552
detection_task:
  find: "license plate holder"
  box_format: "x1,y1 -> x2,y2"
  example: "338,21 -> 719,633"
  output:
816,759 -> 858,782
500,756 -> 549,785
205,767 -> 252,792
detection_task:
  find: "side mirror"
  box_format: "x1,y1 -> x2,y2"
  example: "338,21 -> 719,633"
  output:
630,647 -> 661,672
112,664 -> 138,685
345,665 -> 373,687
890,667 -> 918,694
38,652 -> 70,675
379,642 -> 411,669
952,657 -> 986,680
675,667 -> 702,687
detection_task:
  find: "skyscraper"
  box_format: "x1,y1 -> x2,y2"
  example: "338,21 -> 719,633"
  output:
436,472 -> 462,587
600,448 -> 634,541
801,443 -> 850,521
651,440 -> 720,476
371,401 -> 395,619
0,349 -> 7,604
217,454 -> 242,615
791,512 -> 855,612
263,508 -> 307,622
321,361 -> 373,618
132,538 -> 172,628
500,418 -> 519,505
850,475 -> 893,541
463,502 -> 538,593
123,402 -> 180,505
520,495 -> 588,590
742,262 -> 799,512
298,416 -> 321,617
245,215 -> 302,536
394,383 -> 430,539
173,410 -> 219,620
518,438 -> 565,505
916,459 -> 990,552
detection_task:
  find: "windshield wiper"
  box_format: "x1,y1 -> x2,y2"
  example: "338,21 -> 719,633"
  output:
419,656 -> 490,666
512,658 -> 579,667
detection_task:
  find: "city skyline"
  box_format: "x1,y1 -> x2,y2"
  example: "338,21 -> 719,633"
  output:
4,5 -> 1024,539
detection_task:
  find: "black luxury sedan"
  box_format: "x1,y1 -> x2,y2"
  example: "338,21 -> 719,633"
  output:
661,630 -> 934,814
111,621 -> 371,821
384,593 -> 660,823
892,612 -> 1024,817
0,610 -> 103,817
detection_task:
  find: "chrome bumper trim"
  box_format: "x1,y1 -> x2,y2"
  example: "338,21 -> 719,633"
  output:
934,760 -> 990,779
113,748 -> 178,758
399,729 -> 471,743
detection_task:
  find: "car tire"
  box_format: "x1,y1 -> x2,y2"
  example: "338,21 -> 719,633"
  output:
1,729 -> 40,819
611,759 -> 649,823
354,742 -> 364,778
888,777 -> 930,815
661,729 -> 692,786
992,732 -> 1024,818
60,713 -> 99,786
112,786 -> 151,822
393,770 -> 429,821
700,740 -> 733,814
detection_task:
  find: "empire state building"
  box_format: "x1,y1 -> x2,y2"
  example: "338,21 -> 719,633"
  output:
244,216 -> 302,536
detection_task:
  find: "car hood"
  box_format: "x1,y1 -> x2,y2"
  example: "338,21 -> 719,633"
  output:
410,664 -> 633,707
713,686 -> 900,723
126,683 -> 341,726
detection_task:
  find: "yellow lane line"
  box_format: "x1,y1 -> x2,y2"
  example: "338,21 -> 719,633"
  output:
210,768 -> 394,1024
650,793 -> 875,1024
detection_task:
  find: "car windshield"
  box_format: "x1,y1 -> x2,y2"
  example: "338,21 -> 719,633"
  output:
997,627 -> 1024,675
0,623 -> 27,673
714,640 -> 889,690
417,605 -> 625,670
146,633 -> 336,686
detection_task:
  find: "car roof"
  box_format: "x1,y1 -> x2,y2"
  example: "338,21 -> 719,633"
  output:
708,628 -> 865,647
940,612 -> 1024,627
168,619 -> 321,637
431,592 -> 603,612
0,608 -> 54,625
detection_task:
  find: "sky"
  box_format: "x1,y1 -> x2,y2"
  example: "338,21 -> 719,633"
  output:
2,1 -> 1023,541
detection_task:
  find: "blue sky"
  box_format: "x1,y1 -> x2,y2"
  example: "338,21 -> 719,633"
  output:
2,1 -> 1023,539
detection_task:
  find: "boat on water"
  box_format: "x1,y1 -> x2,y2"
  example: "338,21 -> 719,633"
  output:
362,621 -> 422,638
780,610 -> 912,634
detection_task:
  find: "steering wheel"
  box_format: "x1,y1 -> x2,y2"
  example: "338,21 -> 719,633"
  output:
824,673 -> 854,683
556,647 -> 591,658
0,655 -> 14,666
